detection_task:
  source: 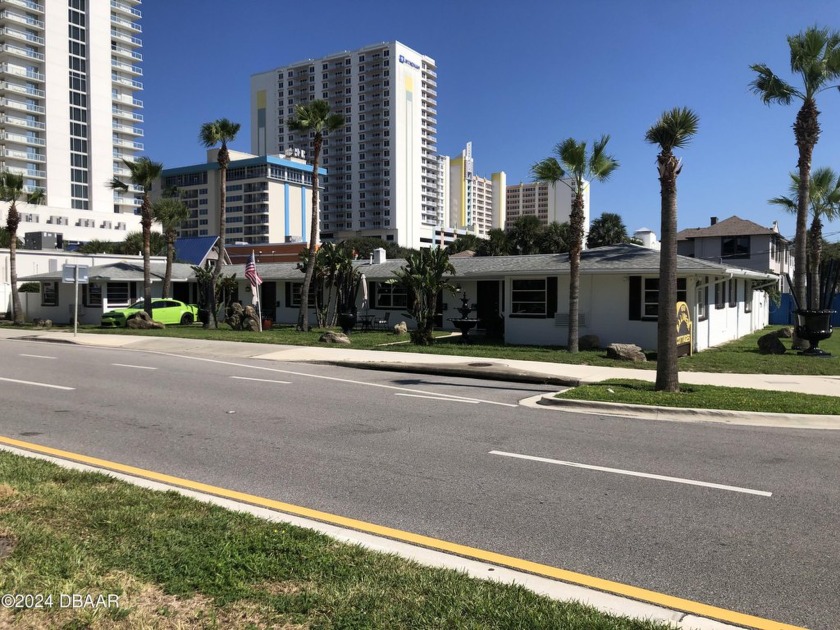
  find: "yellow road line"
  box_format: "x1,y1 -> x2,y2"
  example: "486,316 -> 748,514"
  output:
0,435 -> 804,630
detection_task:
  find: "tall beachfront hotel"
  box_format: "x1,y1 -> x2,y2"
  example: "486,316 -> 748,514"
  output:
0,0 -> 144,244
251,41 -> 443,249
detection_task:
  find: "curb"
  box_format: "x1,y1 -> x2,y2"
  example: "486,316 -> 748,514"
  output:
310,359 -> 582,387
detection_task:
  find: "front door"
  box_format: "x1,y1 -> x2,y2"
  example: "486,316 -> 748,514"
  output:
477,280 -> 503,338
261,281 -> 277,321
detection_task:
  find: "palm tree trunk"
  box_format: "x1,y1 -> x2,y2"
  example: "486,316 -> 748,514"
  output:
298,135 -> 322,332
794,98 -> 820,310
656,154 -> 679,392
163,230 -> 175,298
809,215 -> 822,308
8,205 -> 23,325
141,198 -> 153,319
567,193 -> 585,353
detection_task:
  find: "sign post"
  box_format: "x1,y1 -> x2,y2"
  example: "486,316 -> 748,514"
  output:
62,264 -> 89,337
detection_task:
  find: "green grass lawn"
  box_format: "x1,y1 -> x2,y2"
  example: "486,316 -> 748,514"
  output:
556,378 -> 840,415
0,452 -> 673,630
20,321 -> 840,376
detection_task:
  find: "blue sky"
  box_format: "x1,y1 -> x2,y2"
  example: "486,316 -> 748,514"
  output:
141,1 -> 840,243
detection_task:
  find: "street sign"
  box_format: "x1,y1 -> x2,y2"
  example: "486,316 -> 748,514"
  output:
62,264 -> 89,284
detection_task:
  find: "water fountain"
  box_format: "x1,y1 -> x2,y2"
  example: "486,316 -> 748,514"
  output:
448,291 -> 480,344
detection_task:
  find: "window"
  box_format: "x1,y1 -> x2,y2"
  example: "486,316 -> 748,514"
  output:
715,281 -> 725,309
41,282 -> 58,306
721,235 -> 750,259
697,277 -> 708,321
745,282 -> 753,313
630,277 -> 687,320
82,284 -> 102,307
511,279 -> 546,317
374,282 -> 408,309
285,282 -> 321,308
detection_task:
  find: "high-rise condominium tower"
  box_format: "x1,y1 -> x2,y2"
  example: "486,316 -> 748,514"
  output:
251,41 -> 442,249
0,0 -> 144,242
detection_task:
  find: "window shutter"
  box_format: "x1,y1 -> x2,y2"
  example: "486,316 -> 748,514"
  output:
629,276 -> 641,320
285,282 -> 292,306
546,277 -> 557,318
369,282 -> 377,307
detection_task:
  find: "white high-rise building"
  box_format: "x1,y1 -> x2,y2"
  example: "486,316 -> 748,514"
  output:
505,180 -> 589,232
251,41 -> 441,249
0,0 -> 144,245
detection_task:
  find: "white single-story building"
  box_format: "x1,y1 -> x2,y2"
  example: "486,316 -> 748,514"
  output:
227,244 -> 777,353
18,244 -> 776,352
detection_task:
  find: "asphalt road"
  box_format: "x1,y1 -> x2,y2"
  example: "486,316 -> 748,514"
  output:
1,338 -> 837,629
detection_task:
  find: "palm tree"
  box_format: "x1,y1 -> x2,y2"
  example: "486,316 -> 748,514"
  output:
750,26 -> 840,311
538,222 -> 572,254
0,172 -> 44,324
645,107 -> 700,393
769,167 -> 840,305
392,247 -> 456,346
477,228 -> 510,257
532,136 -> 619,353
109,157 -> 163,319
121,230 -> 165,257
587,212 -> 629,248
286,100 -> 344,331
153,195 -> 190,298
199,118 -> 240,327
507,215 -> 544,255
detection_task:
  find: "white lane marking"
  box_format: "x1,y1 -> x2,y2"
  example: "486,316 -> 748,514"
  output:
111,363 -> 157,370
0,376 -> 75,391
146,351 -> 518,407
395,393 -> 480,404
19,354 -> 56,359
230,376 -> 291,385
489,450 -> 772,497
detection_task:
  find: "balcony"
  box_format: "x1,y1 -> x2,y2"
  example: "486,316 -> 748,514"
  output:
111,14 -> 141,33
0,63 -> 43,82
1,130 -> 44,146
3,0 -> 44,14
0,10 -> 44,29
111,59 -> 142,75
111,0 -> 142,18
0,97 -> 44,114
1,114 -> 44,130
0,80 -> 44,98
0,26 -> 44,45
111,44 -> 142,62
112,121 -> 143,136
111,93 -> 143,108
112,107 -> 143,122
110,29 -> 141,47
112,74 -> 143,90
113,137 -> 144,151
0,43 -> 44,61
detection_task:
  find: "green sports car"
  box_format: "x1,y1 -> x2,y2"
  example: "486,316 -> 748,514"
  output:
100,299 -> 199,327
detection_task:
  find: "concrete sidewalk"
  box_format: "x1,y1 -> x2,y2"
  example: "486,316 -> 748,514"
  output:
2,327 -> 839,429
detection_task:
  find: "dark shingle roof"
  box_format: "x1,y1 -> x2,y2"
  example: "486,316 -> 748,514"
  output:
226,244 -> 774,282
21,262 -> 196,282
676,216 -> 784,241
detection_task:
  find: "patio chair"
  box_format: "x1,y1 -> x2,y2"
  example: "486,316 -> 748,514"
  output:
373,312 -> 391,331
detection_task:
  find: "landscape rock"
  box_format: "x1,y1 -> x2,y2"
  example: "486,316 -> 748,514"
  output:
606,342 -> 647,362
393,321 -> 408,335
757,332 -> 786,354
225,302 -> 260,331
319,331 -> 351,344
578,334 -> 600,350
126,311 -> 165,329
775,326 -> 793,338
33,318 -> 52,329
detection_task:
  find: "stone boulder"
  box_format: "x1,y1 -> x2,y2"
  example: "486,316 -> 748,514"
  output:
757,332 -> 786,355
606,343 -> 647,362
319,331 -> 351,344
393,321 -> 408,335
578,334 -> 600,351
127,311 -> 165,329
33,318 -> 52,329
225,302 -> 260,331
775,326 -> 793,339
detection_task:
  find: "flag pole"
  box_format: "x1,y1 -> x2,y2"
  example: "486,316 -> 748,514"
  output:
257,281 -> 263,332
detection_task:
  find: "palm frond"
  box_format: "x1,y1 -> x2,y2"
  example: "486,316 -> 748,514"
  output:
749,64 -> 799,104
768,195 -> 796,212
531,157 -> 565,184
645,107 -> 700,152
589,135 -> 619,182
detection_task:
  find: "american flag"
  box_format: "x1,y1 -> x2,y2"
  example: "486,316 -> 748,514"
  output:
245,251 -> 262,287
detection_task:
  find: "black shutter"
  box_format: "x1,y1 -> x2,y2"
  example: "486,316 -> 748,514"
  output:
629,276 -> 641,320
369,282 -> 377,308
546,277 -> 558,318
285,282 -> 292,307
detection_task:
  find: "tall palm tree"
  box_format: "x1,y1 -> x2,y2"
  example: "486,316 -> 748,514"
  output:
587,212 -> 629,248
750,26 -> 840,310
532,136 -> 619,353
153,195 -> 190,298
769,167 -> 840,305
0,172 -> 44,324
199,118 -> 240,327
477,228 -> 510,257
645,107 -> 700,393
286,100 -> 344,331
109,157 -> 163,318
507,215 -> 544,255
